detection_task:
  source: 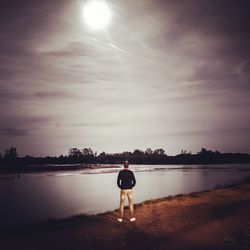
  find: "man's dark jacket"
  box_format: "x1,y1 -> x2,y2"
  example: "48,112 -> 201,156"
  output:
117,169 -> 136,189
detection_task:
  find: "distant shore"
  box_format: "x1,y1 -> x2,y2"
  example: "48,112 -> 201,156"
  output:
1,148 -> 250,174
1,181 -> 250,250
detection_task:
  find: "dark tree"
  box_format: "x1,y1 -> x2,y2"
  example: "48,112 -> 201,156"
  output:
82,148 -> 94,156
4,147 -> 18,159
133,149 -> 144,155
68,148 -> 83,158
153,148 -> 165,155
145,148 -> 153,155
181,149 -> 187,155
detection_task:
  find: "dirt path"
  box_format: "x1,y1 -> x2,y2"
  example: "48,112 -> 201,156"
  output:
1,184 -> 250,250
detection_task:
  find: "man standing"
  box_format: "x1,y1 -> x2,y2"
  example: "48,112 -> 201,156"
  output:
117,160 -> 136,222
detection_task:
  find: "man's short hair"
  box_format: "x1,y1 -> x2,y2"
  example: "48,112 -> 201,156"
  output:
124,160 -> 129,168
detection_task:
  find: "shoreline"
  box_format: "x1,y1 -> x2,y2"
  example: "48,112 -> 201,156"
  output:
1,181 -> 250,249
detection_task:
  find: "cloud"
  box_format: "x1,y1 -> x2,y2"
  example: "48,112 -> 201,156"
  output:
0,88 -> 28,101
0,114 -> 53,130
73,121 -> 122,128
34,91 -> 76,99
0,127 -> 29,137
40,41 -> 97,58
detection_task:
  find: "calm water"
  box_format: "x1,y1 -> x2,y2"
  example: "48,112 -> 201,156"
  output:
0,164 -> 250,227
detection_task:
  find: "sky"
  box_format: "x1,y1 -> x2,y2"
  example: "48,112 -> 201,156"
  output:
0,0 -> 250,156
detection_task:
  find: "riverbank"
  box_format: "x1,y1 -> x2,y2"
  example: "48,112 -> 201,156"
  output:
1,183 -> 250,250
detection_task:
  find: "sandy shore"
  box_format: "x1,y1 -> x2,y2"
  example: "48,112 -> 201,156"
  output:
1,184 -> 250,250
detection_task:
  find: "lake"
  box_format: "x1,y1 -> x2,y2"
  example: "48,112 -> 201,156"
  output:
1,164 -> 250,227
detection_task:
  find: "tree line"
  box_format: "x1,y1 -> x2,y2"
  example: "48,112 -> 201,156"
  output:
1,147 -> 250,169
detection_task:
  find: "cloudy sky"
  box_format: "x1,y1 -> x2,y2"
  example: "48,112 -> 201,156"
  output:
0,0 -> 250,156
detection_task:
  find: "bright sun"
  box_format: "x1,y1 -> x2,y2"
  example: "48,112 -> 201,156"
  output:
83,0 -> 112,30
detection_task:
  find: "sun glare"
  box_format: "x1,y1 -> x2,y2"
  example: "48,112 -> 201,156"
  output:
83,0 -> 112,30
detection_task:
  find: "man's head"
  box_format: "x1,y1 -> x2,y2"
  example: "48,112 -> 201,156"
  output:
124,160 -> 129,168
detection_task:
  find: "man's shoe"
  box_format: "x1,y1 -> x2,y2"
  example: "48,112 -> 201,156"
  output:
130,217 -> 136,222
117,217 -> 123,222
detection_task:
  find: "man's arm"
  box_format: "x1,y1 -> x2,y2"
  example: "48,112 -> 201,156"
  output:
131,172 -> 136,187
117,172 -> 121,188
